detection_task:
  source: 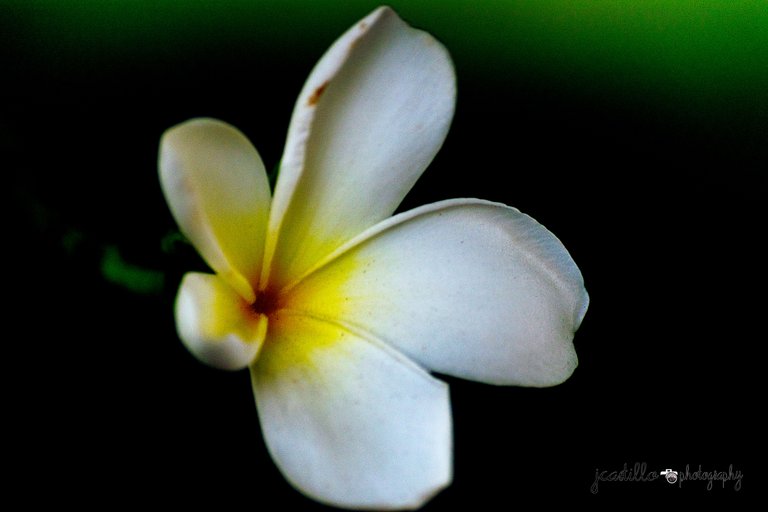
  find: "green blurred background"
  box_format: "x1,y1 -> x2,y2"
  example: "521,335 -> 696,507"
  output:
8,0 -> 767,117
6,0 -> 758,507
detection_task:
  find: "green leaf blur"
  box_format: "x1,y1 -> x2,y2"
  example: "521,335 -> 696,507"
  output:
8,0 -> 767,113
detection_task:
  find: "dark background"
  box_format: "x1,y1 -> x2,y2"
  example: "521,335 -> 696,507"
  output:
6,1 -> 758,507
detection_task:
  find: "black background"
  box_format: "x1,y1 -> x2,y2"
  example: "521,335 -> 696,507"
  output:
7,3 -> 757,508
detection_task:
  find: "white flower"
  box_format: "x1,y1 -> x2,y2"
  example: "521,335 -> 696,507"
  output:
159,6 -> 588,510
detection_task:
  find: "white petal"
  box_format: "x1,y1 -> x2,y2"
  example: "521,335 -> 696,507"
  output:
160,118 -> 271,302
251,311 -> 451,510
284,199 -> 589,387
263,6 -> 456,290
176,272 -> 267,370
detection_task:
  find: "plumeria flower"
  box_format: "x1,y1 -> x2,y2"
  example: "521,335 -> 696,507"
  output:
159,6 -> 588,510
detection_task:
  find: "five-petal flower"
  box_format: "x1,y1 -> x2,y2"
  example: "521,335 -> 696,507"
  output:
159,6 -> 588,510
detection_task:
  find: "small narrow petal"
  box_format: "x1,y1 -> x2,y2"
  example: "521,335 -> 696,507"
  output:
284,199 -> 589,387
176,272 -> 267,370
251,311 -> 452,510
263,6 -> 456,291
160,118 -> 271,302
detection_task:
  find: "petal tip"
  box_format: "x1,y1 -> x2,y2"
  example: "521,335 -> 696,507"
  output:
576,288 -> 590,328
175,273 -> 264,371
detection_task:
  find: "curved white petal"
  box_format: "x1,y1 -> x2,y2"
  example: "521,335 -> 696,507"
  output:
160,118 -> 271,302
264,6 -> 456,291
284,199 -> 589,387
251,311 -> 451,510
176,272 -> 267,370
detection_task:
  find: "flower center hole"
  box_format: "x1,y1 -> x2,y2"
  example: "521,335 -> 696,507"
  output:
251,288 -> 281,317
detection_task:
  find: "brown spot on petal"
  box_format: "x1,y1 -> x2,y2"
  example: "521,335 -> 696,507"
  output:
307,81 -> 329,106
